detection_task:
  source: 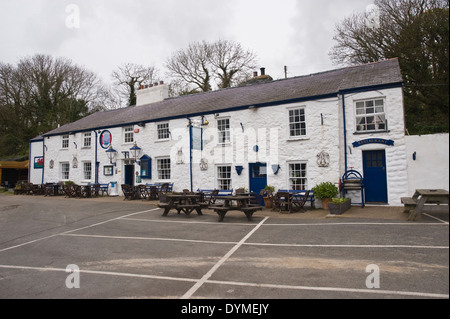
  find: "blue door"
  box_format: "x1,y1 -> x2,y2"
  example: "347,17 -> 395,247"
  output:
249,163 -> 267,206
363,150 -> 388,203
124,164 -> 134,186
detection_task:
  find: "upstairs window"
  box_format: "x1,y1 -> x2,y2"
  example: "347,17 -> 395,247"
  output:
124,126 -> 134,143
83,132 -> 91,148
355,99 -> 386,132
62,135 -> 69,149
289,108 -> 306,137
157,123 -> 170,140
217,118 -> 230,144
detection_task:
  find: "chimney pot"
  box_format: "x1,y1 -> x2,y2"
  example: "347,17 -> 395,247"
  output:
253,71 -> 258,77
154,82 -> 158,86
159,80 -> 164,85
260,67 -> 266,76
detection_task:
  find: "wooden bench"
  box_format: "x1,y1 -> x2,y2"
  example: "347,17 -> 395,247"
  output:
211,205 -> 263,222
401,197 -> 418,214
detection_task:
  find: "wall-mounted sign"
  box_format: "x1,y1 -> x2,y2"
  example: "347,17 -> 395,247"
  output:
34,156 -> 44,169
352,138 -> 394,148
191,126 -> 203,151
99,130 -> 112,149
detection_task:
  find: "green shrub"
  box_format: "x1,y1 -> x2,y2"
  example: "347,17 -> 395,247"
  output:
311,182 -> 339,199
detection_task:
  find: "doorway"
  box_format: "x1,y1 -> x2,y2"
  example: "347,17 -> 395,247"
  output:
249,162 -> 267,206
363,150 -> 388,203
124,164 -> 134,186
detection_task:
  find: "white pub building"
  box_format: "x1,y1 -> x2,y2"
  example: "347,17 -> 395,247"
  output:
29,59 -> 409,205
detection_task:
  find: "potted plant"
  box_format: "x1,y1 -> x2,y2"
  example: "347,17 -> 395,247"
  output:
263,185 -> 275,208
328,197 -> 351,215
311,182 -> 339,210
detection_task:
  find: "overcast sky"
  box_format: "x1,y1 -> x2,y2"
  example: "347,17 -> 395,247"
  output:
0,0 -> 374,85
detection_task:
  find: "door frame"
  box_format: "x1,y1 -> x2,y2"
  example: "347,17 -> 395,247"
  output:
362,149 -> 388,203
249,162 -> 267,205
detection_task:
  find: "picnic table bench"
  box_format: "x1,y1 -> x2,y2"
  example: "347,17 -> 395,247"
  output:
401,189 -> 449,221
158,194 -> 204,217
209,195 -> 263,222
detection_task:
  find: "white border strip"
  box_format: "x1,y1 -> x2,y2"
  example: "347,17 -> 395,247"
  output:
181,216 -> 270,299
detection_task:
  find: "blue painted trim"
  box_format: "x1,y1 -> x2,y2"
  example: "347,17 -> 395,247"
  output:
94,130 -> 99,184
341,92 -> 348,173
188,119 -> 193,192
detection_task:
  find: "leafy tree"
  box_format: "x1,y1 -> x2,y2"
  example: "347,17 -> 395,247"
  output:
329,0 -> 449,134
0,54 -> 107,157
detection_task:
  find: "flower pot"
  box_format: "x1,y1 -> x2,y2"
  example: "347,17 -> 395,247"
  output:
328,199 -> 352,215
321,198 -> 332,210
263,197 -> 273,208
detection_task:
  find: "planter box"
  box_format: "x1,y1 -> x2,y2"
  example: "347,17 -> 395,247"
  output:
264,197 -> 273,208
328,199 -> 351,215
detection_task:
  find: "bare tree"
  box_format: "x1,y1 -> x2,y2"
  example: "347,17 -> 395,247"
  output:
111,63 -> 158,107
165,40 -> 258,94
211,40 -> 258,89
165,41 -> 213,94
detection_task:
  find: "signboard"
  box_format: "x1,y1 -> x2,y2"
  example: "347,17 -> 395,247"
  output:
34,156 -> 44,169
191,126 -> 203,151
99,130 -> 112,149
352,138 -> 394,148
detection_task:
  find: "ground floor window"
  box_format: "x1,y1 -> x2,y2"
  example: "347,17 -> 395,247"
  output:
157,157 -> 171,180
288,162 -> 308,190
83,162 -> 92,180
60,162 -> 70,180
217,165 -> 232,190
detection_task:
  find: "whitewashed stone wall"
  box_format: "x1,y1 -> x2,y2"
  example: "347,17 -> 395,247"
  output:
29,139 -> 44,184
405,133 -> 449,195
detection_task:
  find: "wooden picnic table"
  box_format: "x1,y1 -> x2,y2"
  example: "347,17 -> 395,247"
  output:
158,194 -> 204,217
402,189 -> 449,221
209,195 -> 263,222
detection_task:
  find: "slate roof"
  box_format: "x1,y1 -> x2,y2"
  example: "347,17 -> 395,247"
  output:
43,58 -> 402,137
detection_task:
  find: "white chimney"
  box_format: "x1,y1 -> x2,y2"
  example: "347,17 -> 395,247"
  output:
136,81 -> 169,106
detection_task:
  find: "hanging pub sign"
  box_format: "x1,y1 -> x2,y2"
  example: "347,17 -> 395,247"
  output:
352,138 -> 394,148
99,130 -> 112,149
191,126 -> 203,151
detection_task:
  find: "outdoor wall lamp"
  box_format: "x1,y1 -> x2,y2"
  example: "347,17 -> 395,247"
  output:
130,141 -> 142,163
201,116 -> 209,126
106,145 -> 117,165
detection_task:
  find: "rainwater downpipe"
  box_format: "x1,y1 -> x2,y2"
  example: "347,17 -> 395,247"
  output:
188,118 -> 193,192
341,91 -> 348,173
94,130 -> 99,184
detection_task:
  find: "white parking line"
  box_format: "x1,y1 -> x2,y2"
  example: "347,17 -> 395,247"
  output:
60,233 -> 449,250
61,233 -> 237,245
181,216 -> 270,299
